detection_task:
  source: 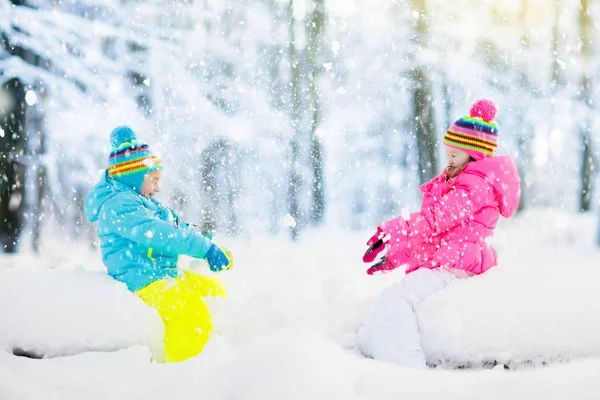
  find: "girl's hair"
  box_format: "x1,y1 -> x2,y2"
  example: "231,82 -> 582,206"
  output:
445,157 -> 477,180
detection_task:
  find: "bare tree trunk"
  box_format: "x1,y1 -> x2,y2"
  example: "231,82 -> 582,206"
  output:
551,0 -> 564,89
516,132 -> 529,213
37,164 -> 47,249
200,142 -> 218,234
578,0 -> 594,212
411,0 -> 437,185
287,0 -> 301,241
268,0 -> 286,111
545,0 -> 564,215
306,0 -> 326,226
0,78 -> 27,253
597,215 -> 600,247
412,67 -> 437,185
441,71 -> 453,131
22,89 -> 46,252
266,0 -> 287,235
200,138 -> 241,235
516,0 -> 531,213
580,135 -> 594,211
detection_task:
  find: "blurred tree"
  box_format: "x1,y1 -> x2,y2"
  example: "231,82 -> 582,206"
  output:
578,0 -> 595,212
515,0 -> 533,213
0,78 -> 26,253
410,0 -> 437,185
1,0 -> 50,252
306,0 -> 326,226
22,85 -> 47,253
597,215 -> 600,247
287,0 -> 301,241
1,0 -> 151,250
200,138 -> 242,235
550,0 -> 565,90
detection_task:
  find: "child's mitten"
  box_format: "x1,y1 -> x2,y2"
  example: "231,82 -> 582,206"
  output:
363,238 -> 386,263
218,245 -> 235,270
366,226 -> 385,246
363,226 -> 389,263
366,256 -> 399,275
205,244 -> 230,272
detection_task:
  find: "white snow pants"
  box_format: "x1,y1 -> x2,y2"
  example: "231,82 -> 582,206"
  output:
365,268 -> 464,368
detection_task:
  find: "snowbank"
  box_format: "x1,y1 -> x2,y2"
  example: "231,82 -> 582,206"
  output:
420,261 -> 600,367
194,328 -> 600,400
1,209 -> 600,399
0,268 -> 163,359
2,209 -> 599,368
2,328 -> 600,400
206,211 -> 600,369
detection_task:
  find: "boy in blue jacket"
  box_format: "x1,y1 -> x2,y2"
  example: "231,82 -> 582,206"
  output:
84,126 -> 232,362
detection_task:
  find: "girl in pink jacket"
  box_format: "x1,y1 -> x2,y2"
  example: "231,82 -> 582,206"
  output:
361,99 -> 520,368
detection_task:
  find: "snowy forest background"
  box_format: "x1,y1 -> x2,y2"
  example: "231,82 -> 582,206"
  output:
1,0 -> 599,252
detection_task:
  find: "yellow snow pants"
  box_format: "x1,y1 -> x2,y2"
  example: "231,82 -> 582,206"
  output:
135,270 -> 226,363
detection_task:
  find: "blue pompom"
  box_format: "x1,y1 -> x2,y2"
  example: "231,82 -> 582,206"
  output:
110,126 -> 137,148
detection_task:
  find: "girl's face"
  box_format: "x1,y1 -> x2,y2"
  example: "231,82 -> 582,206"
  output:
445,146 -> 471,170
141,169 -> 161,198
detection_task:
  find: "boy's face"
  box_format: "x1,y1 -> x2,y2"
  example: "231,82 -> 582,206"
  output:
445,146 -> 471,170
141,170 -> 161,198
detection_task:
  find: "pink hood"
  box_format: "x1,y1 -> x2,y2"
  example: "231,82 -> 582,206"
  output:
462,156 -> 521,218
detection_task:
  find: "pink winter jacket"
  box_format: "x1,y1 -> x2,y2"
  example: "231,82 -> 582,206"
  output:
380,156 -> 520,275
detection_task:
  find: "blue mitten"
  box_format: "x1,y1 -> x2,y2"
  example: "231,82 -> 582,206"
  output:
205,244 -> 230,272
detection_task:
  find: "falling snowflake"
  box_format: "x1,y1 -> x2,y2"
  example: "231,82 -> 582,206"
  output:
283,213 -> 297,228
25,90 -> 38,106
331,41 -> 341,55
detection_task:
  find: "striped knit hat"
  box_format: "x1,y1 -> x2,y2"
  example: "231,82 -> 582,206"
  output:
107,126 -> 162,192
443,99 -> 499,161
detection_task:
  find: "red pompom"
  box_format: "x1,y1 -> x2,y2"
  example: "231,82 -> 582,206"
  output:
469,99 -> 497,122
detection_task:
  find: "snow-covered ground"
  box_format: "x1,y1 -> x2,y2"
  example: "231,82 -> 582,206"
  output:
1,209 -> 600,399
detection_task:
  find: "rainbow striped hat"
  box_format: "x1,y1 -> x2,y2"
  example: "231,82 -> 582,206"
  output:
107,126 -> 162,192
443,99 -> 499,161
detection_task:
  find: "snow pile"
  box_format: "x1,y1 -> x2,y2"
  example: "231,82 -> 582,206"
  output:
420,262 -> 600,367
0,209 -> 599,398
417,210 -> 600,366
2,328 -> 600,400
1,210 -> 599,367
199,329 -> 600,400
0,269 -> 163,359
0,346 -> 153,400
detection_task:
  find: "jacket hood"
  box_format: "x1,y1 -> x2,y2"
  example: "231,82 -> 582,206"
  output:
84,171 -> 132,223
463,156 -> 521,218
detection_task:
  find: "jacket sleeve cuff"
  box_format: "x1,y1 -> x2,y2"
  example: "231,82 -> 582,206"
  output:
379,216 -> 409,244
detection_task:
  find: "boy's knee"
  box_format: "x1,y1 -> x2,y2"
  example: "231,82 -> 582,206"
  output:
164,323 -> 211,363
162,300 -> 213,363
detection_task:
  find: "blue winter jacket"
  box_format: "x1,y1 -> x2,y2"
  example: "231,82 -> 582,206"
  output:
84,171 -> 212,292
